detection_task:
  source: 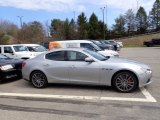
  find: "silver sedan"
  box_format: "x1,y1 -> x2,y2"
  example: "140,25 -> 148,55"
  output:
22,48 -> 152,92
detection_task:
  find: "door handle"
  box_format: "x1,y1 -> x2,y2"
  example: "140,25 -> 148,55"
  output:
44,64 -> 50,67
71,65 -> 76,68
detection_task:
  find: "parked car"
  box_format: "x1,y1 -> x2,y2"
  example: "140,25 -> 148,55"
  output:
0,54 -> 24,82
0,45 -> 35,59
22,48 -> 152,93
91,40 -> 115,50
103,40 -> 121,51
21,44 -> 47,56
117,41 -> 123,47
48,40 -> 119,57
40,42 -> 49,50
144,39 -> 160,47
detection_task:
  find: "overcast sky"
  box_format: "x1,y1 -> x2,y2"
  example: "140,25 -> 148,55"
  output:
0,0 -> 155,28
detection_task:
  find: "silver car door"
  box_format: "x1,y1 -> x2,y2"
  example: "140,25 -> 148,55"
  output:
44,51 -> 69,83
67,51 -> 100,84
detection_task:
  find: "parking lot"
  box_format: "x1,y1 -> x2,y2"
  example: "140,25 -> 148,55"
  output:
0,47 -> 160,120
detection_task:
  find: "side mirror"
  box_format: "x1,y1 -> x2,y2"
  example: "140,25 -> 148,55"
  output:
85,57 -> 94,62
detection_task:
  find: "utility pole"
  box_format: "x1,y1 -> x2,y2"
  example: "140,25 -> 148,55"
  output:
17,16 -> 23,29
136,0 -> 139,12
101,7 -> 105,40
106,4 -> 108,28
17,16 -> 24,43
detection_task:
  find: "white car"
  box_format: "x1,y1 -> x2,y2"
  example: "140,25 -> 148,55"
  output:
0,45 -> 35,59
49,40 -> 119,57
21,44 -> 47,57
117,42 -> 123,47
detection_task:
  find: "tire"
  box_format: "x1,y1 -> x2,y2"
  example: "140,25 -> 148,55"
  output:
30,71 -> 48,88
112,71 -> 138,93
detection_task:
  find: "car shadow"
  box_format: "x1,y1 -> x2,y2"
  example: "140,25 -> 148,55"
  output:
47,83 -> 140,93
0,77 -> 22,84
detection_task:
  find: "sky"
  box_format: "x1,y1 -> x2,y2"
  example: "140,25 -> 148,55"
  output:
0,0 -> 155,28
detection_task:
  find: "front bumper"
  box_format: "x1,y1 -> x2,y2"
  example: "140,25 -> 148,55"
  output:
0,69 -> 22,81
138,70 -> 153,87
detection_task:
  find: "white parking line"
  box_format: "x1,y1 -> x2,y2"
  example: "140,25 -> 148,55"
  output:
0,87 -> 157,103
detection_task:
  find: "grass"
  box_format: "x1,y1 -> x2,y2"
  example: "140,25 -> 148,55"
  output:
118,32 -> 160,47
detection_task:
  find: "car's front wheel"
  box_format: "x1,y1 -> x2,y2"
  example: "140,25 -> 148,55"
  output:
112,71 -> 138,93
30,71 -> 48,88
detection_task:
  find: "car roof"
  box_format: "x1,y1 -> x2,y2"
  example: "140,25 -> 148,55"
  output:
52,40 -> 92,43
20,44 -> 40,46
50,48 -> 86,52
0,44 -> 26,46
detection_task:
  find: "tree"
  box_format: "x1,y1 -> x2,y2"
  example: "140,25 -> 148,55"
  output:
125,9 -> 136,34
20,21 -> 45,43
77,12 -> 88,39
0,19 -> 18,44
88,13 -> 100,39
64,19 -> 70,40
148,0 -> 160,30
69,19 -> 77,40
136,6 -> 148,33
50,19 -> 65,40
0,31 -> 11,44
113,15 -> 126,35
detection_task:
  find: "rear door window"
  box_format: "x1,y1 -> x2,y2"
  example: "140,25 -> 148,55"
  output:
4,47 -> 13,53
67,51 -> 88,61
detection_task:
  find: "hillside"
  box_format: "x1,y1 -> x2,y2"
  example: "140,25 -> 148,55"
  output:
117,32 -> 160,47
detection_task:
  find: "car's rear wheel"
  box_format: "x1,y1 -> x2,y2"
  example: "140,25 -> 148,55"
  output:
30,71 -> 48,88
112,71 -> 138,93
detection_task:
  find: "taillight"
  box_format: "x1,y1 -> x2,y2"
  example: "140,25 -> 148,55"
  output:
22,62 -> 26,68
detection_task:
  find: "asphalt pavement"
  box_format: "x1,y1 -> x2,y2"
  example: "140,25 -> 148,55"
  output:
0,47 -> 160,120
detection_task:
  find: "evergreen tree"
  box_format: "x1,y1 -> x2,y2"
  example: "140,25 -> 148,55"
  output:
97,21 -> 104,39
64,19 -> 70,39
136,6 -> 148,33
69,19 -> 77,40
77,12 -> 88,39
148,0 -> 160,30
88,13 -> 99,39
50,19 -> 65,40
113,15 -> 125,34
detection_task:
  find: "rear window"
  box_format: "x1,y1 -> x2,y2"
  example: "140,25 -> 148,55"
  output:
46,51 -> 65,61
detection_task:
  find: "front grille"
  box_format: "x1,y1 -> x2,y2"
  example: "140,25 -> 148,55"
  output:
147,79 -> 151,83
15,63 -> 22,70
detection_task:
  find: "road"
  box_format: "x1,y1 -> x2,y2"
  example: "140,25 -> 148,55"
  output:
0,47 -> 160,120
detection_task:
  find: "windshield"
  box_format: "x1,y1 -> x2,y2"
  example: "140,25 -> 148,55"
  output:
0,54 -> 8,59
13,46 -> 28,52
90,43 -> 102,51
84,49 -> 107,61
94,41 -> 102,45
28,46 -> 47,52
108,40 -> 115,43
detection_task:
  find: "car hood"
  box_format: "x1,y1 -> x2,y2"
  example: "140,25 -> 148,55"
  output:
98,50 -> 119,56
107,57 -> 150,69
0,58 -> 24,66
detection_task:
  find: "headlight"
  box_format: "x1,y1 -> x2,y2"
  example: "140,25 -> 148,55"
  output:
141,68 -> 152,73
0,64 -> 13,71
